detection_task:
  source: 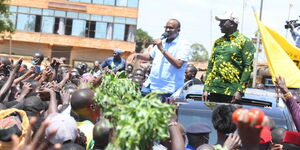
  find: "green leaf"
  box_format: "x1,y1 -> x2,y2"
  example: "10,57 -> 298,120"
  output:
94,72 -> 174,150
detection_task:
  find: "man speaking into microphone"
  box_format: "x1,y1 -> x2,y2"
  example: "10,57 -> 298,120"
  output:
134,19 -> 191,102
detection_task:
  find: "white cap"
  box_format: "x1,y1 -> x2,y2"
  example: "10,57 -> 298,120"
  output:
45,113 -> 78,144
215,11 -> 239,24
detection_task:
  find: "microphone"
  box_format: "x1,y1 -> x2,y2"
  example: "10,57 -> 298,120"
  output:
160,32 -> 169,40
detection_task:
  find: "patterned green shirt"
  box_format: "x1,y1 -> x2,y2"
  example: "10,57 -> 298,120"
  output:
204,31 -> 255,96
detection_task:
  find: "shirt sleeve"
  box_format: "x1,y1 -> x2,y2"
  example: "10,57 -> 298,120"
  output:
175,41 -> 191,61
101,59 -> 108,68
286,96 -> 300,132
236,38 -> 255,93
204,45 -> 216,92
149,45 -> 157,59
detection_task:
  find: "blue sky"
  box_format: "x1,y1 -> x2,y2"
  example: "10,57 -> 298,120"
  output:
137,0 -> 300,61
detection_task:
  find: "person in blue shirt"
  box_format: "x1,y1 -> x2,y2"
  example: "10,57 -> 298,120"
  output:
290,24 -> 300,48
101,48 -> 126,73
134,19 -> 191,102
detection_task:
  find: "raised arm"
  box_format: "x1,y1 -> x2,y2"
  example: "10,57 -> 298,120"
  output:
0,57 -> 23,102
153,39 -> 184,69
275,76 -> 300,132
133,53 -> 153,62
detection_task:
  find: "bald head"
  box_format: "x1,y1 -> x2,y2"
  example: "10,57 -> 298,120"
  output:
32,52 -> 44,65
271,127 -> 287,144
93,118 -> 112,149
71,88 -> 95,110
168,18 -> 181,29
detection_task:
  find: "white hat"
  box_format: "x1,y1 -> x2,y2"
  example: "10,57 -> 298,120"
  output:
215,11 -> 239,24
45,113 -> 78,144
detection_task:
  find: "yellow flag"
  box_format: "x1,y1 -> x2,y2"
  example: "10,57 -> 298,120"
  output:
254,14 -> 300,88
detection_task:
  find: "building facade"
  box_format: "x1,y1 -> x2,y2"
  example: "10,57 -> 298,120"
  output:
1,0 -> 139,65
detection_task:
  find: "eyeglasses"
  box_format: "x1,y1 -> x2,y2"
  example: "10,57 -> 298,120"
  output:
164,26 -> 177,30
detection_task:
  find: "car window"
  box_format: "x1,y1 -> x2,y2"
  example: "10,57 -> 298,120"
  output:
178,108 -> 218,145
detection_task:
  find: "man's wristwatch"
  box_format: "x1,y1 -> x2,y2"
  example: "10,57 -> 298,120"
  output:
161,49 -> 167,54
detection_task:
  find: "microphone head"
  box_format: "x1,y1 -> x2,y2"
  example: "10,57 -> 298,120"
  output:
160,32 -> 169,40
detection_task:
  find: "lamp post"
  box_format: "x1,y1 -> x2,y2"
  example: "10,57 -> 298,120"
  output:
252,0 -> 264,88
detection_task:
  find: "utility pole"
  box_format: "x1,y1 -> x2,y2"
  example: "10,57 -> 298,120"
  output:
285,3 -> 293,38
252,0 -> 264,88
210,9 -> 212,51
241,0 -> 247,33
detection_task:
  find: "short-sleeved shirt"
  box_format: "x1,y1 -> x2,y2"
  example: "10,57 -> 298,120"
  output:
77,120 -> 94,150
148,35 -> 191,93
204,31 -> 255,96
101,57 -> 126,71
290,26 -> 300,48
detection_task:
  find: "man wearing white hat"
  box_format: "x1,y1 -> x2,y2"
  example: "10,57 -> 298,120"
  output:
202,11 -> 255,103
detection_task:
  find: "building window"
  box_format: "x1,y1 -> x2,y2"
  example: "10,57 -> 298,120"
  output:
42,9 -> 54,16
9,6 -> 17,12
72,19 -> 86,36
41,16 -> 55,33
114,17 -> 125,24
65,19 -> 73,35
116,0 -> 127,6
54,18 -> 61,34
18,7 -> 29,13
54,10 -> 66,18
9,13 -> 17,28
34,15 -> 42,32
113,23 -> 125,41
67,12 -> 78,19
86,21 -> 96,38
11,5 -> 137,42
80,0 -> 92,3
93,0 -> 104,4
95,22 -> 107,39
53,18 -> 68,35
78,13 -> 90,20
16,14 -> 37,32
127,0 -> 139,8
30,8 -> 42,15
103,0 -> 115,5
126,18 -> 137,25
106,23 -> 113,39
90,14 -> 102,21
103,16 -> 114,22
124,24 -> 135,42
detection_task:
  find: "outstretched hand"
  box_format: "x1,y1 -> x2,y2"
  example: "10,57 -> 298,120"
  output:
231,91 -> 242,103
60,89 -> 71,105
274,76 -> 289,94
10,57 -> 23,73
153,39 -> 163,51
223,133 -> 241,150
202,91 -> 208,101
11,117 -> 60,150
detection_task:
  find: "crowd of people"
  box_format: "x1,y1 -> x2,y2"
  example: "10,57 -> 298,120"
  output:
0,11 -> 299,150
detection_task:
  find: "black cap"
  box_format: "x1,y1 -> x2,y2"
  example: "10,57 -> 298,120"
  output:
186,123 -> 212,134
13,96 -> 46,116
